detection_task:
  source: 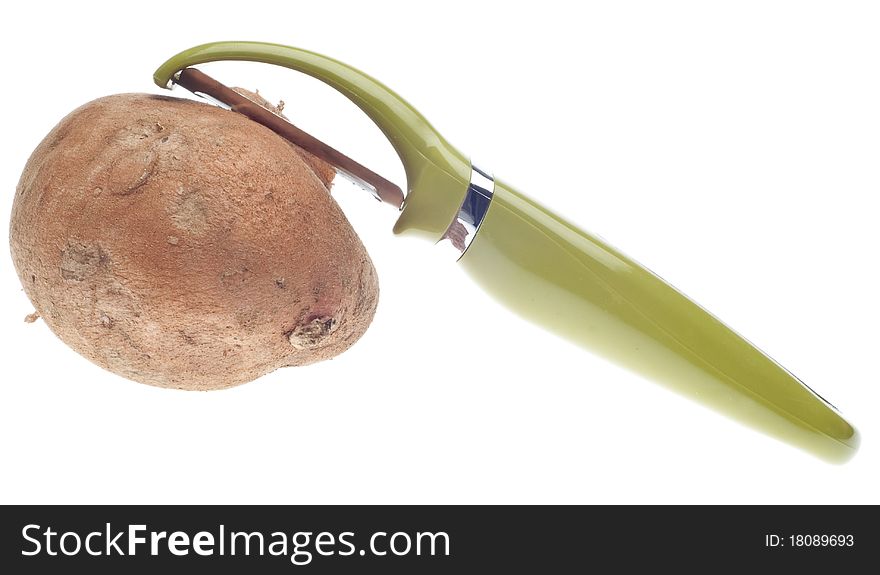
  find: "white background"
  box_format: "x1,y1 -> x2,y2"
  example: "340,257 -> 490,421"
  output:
1,1 -> 878,504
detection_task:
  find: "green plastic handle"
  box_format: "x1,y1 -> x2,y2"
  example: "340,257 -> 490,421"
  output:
154,41 -> 470,240
461,180 -> 859,462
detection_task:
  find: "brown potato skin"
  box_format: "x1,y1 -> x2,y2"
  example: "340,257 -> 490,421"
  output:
10,94 -> 378,390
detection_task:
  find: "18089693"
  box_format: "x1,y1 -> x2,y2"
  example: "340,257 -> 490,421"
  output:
765,534 -> 854,548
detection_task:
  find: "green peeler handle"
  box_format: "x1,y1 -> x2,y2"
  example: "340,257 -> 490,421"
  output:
459,179 -> 859,462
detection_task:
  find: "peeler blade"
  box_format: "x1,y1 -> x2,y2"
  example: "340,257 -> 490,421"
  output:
172,67 -> 405,208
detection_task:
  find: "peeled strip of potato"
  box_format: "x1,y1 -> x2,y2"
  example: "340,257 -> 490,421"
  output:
10,93 -> 379,390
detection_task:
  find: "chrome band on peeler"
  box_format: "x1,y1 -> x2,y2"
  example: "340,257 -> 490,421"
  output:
437,165 -> 495,259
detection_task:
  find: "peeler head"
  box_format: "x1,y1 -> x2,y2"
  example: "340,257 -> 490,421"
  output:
154,41 -> 472,241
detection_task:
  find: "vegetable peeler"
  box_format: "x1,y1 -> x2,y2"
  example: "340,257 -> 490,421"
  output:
154,41 -> 859,462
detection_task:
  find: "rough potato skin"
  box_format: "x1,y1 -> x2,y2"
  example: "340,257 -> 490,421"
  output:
10,94 -> 379,390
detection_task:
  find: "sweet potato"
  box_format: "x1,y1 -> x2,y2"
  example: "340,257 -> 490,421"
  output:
10,93 -> 378,390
